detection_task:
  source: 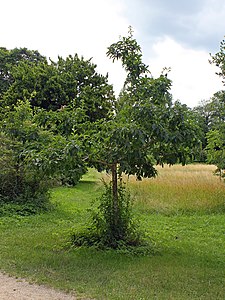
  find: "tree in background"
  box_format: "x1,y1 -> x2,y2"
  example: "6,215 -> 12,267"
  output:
0,47 -> 115,186
206,37 -> 225,177
210,37 -> 225,84
206,129 -> 225,178
0,46 -> 116,211
0,100 -> 52,213
0,47 -> 46,99
192,90 -> 225,162
0,100 -> 85,215
205,91 -> 225,177
194,91 -> 225,132
1,52 -> 115,123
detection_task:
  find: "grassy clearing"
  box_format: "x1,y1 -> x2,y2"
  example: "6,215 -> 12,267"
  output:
0,164 -> 225,299
127,164 -> 225,214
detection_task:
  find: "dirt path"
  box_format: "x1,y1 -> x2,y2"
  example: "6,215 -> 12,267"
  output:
0,272 -> 86,300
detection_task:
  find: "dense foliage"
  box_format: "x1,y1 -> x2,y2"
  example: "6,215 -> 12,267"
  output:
205,37 -> 225,176
0,47 -> 46,98
0,101 -> 51,213
0,32 -> 224,248
210,37 -> 225,84
3,58 -> 113,121
0,47 -> 115,213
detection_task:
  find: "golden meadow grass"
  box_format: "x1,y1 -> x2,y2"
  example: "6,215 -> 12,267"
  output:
103,164 -> 225,214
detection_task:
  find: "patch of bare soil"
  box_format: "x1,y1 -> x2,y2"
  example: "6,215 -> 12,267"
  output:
0,272 -> 89,300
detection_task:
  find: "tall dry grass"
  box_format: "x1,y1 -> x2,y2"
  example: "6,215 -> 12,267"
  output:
112,164 -> 225,214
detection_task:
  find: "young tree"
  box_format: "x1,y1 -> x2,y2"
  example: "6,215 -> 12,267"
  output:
104,29 -> 200,193
74,30 -> 201,248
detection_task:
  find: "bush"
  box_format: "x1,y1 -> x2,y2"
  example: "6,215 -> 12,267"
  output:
0,133 -> 51,215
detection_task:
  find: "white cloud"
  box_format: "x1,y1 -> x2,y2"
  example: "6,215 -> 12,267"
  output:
0,0 -> 128,58
0,0 -> 224,104
0,0 -> 128,94
147,37 -> 224,107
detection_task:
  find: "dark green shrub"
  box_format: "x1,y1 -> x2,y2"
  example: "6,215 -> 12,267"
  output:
0,132 -> 51,215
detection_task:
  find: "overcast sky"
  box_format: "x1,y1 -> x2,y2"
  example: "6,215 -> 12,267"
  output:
1,0 -> 224,107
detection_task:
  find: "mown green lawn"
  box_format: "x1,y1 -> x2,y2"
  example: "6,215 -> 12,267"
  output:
0,165 -> 225,299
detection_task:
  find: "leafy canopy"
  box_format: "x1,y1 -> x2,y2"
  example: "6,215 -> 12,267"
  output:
206,37 -> 225,176
1,50 -> 115,124
210,37 -> 225,85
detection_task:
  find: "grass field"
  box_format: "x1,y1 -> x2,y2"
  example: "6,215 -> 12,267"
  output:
0,164 -> 225,299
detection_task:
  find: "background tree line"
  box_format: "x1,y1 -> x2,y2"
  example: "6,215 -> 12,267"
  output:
193,37 -> 225,175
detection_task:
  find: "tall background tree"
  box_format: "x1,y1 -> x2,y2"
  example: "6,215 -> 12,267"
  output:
0,47 -> 116,187
0,47 -> 115,213
210,37 -> 225,84
206,37 -> 225,176
0,47 -> 46,99
1,52 -> 115,122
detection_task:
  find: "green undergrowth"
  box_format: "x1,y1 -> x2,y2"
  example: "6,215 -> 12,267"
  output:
0,166 -> 225,299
